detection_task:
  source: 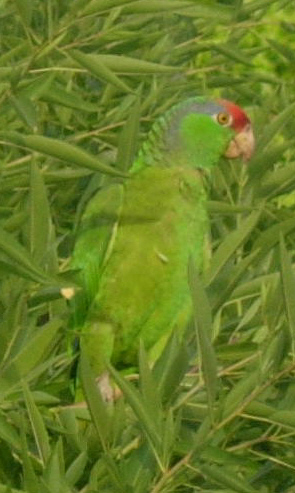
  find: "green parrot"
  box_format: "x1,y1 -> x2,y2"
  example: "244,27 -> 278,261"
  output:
71,96 -> 254,399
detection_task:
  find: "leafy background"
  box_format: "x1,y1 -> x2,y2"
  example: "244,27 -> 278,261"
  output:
0,0 -> 295,491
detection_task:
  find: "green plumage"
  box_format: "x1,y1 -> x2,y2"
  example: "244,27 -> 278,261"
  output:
71,97 -> 235,381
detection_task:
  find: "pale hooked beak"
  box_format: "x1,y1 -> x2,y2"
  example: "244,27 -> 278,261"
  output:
224,124 -> 255,161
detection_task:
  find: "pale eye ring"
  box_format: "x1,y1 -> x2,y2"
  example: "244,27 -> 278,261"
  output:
213,112 -> 232,126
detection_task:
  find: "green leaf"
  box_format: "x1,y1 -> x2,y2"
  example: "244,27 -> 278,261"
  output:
161,409 -> 176,470
19,414 -> 40,493
269,410 -> 295,430
0,42 -> 30,65
96,55 -> 178,74
213,44 -> 252,66
256,102 -> 295,152
280,236 -> 295,343
152,332 -> 189,403
242,0 -> 280,14
0,414 -> 21,451
0,485 -> 26,493
222,371 -> 258,419
108,364 -> 162,452
208,201 -> 251,214
80,0 -> 136,15
29,162 -> 52,265
79,349 -> 110,450
65,452 -> 87,487
259,161 -> 295,198
116,95 -> 140,171
260,330 -> 289,376
138,342 -> 162,423
248,141 -> 292,180
10,95 -> 37,130
41,83 -> 99,112
69,50 -> 133,94
21,73 -> 56,101
58,408 -> 85,453
267,38 -> 295,63
188,257 -> 217,418
200,463 -> 257,493
13,0 -> 33,26
23,381 -> 51,464
43,440 -> 67,493
122,0 -> 194,14
212,251 -> 260,311
253,217 -> 295,253
0,225 -> 51,284
179,3 -> 232,21
205,209 -> 261,286
0,132 -> 127,178
0,318 -> 62,391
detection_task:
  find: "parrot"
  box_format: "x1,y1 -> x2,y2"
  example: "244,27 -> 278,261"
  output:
71,96 -> 254,400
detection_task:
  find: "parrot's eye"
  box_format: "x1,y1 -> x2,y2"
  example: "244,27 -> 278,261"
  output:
214,112 -> 232,126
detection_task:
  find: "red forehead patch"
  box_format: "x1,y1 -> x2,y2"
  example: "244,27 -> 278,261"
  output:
217,98 -> 250,132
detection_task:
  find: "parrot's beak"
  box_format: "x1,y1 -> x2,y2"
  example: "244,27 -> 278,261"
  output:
224,124 -> 255,161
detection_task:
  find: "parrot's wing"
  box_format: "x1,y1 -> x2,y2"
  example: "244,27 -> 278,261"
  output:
71,181 -> 124,326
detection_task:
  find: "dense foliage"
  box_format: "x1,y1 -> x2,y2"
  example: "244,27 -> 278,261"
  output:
0,0 -> 295,491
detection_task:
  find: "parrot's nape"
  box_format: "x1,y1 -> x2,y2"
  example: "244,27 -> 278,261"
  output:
71,96 -> 254,400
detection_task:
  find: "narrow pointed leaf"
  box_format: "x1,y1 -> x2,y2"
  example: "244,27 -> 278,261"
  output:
10,95 -> 37,129
0,132 -> 127,177
0,485 -> 26,492
139,342 -> 162,422
65,452 -> 87,487
248,141 -> 293,180
0,414 -> 21,451
43,440 -> 66,492
280,236 -> 295,342
253,217 -> 295,252
108,363 -> 162,451
69,50 -> 133,93
188,257 -> 217,416
122,0 -> 193,14
41,84 -> 99,112
81,0 -> 135,15
0,225 -> 51,284
20,415 -> 40,493
267,38 -> 295,63
152,332 -> 189,403
79,349 -> 110,450
23,381 -> 51,464
0,318 -> 62,389
29,162 -> 52,264
213,44 -> 252,66
97,55 -> 178,74
256,102 -> 295,152
259,162 -> 295,198
116,96 -> 140,171
13,0 -> 33,26
161,409 -> 175,468
270,410 -> 295,430
222,371 -> 258,419
212,251 -> 260,311
200,463 -> 257,493
205,209 -> 261,286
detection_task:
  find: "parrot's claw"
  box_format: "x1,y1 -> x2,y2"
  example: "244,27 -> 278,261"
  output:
97,372 -> 114,402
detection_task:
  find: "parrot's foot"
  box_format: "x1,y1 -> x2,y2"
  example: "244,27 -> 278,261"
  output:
97,372 -> 114,402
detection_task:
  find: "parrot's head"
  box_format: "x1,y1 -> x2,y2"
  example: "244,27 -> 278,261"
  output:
132,97 -> 254,173
164,97 -> 255,171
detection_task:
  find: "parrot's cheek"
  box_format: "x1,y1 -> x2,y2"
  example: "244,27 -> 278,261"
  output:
224,125 -> 255,161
